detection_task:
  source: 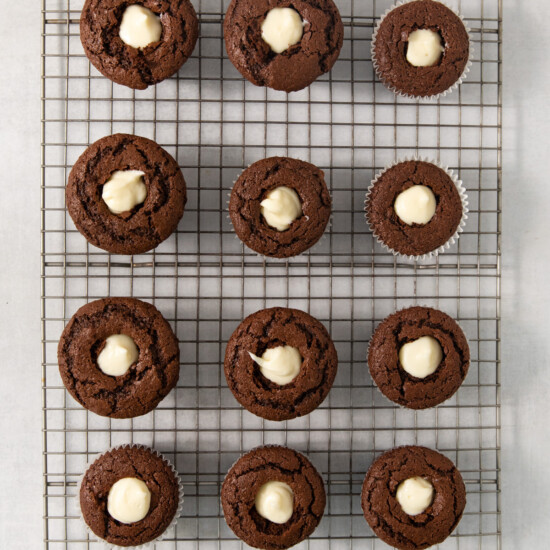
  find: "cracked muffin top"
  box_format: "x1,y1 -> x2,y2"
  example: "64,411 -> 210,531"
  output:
224,307 -> 338,421
224,0 -> 344,92
368,306 -> 470,409
362,445 -> 466,550
80,445 -> 181,546
222,445 -> 326,549
66,133 -> 186,255
58,297 -> 180,418
229,157 -> 331,258
366,160 -> 465,258
80,0 -> 198,89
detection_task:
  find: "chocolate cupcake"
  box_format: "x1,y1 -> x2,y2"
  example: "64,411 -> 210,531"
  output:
365,159 -> 467,259
58,297 -> 180,418
80,445 -> 183,548
361,445 -> 466,550
222,445 -> 326,550
372,0 -> 471,99
229,157 -> 332,258
224,307 -> 338,421
67,134 -> 186,255
368,306 -> 470,409
224,0 -> 344,92
80,0 -> 199,90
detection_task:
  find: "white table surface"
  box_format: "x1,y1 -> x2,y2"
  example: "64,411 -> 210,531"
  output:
1,1 -> 548,548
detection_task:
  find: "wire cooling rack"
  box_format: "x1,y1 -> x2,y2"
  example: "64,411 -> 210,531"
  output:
42,0 -> 502,548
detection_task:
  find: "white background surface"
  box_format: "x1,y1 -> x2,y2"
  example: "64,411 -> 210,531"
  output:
0,1 -> 548,548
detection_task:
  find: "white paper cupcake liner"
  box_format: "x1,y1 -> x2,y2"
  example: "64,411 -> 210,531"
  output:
364,156 -> 468,262
371,0 -> 473,102
366,304 -> 471,410
226,160 -> 333,262
77,444 -> 184,550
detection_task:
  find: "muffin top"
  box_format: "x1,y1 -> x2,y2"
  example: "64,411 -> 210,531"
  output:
224,307 -> 338,420
80,0 -> 199,89
80,446 -> 180,547
368,306 -> 470,409
366,160 -> 465,257
362,445 -> 466,550
224,0 -> 344,92
229,157 -> 331,258
222,445 -> 326,549
67,133 -> 186,255
373,0 -> 470,98
58,297 -> 180,418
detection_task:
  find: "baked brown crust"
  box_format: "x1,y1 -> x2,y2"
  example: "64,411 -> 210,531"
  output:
80,446 -> 180,547
58,297 -> 180,418
222,445 -> 326,549
366,160 -> 464,257
67,133 -> 186,255
80,0 -> 199,89
224,0 -> 344,92
373,0 -> 470,98
361,445 -> 466,550
224,307 -> 338,420
368,306 -> 470,409
229,157 -> 331,258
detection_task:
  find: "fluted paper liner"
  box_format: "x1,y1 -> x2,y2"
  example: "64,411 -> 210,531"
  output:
371,0 -> 473,101
364,156 -> 468,262
77,444 -> 184,550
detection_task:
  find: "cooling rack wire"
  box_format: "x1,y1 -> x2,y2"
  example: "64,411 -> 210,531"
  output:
42,0 -> 502,547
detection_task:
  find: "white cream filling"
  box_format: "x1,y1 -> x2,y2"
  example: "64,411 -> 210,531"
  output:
254,481 -> 294,524
394,185 -> 437,225
399,336 -> 443,379
107,477 -> 151,524
119,5 -> 162,49
406,29 -> 445,67
102,170 -> 147,214
260,186 -> 302,231
396,476 -> 434,516
248,345 -> 302,385
97,334 -> 139,377
261,7 -> 304,54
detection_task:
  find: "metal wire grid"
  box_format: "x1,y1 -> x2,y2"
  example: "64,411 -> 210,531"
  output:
41,0 -> 501,548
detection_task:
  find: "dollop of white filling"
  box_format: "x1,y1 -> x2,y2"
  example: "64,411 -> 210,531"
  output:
261,7 -> 304,54
260,186 -> 302,231
396,476 -> 434,516
97,334 -> 139,377
107,477 -> 151,524
406,29 -> 445,67
119,5 -> 162,50
399,336 -> 443,379
394,185 -> 437,225
102,170 -> 147,214
248,345 -> 302,385
254,481 -> 294,524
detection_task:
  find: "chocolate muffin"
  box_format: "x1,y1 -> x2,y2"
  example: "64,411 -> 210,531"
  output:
67,134 -> 186,255
58,297 -> 180,418
80,0 -> 199,90
224,307 -> 338,421
222,445 -> 326,550
224,0 -> 344,92
365,160 -> 466,258
229,157 -> 332,258
361,445 -> 466,550
368,306 -> 470,409
80,445 -> 181,547
372,0 -> 470,98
